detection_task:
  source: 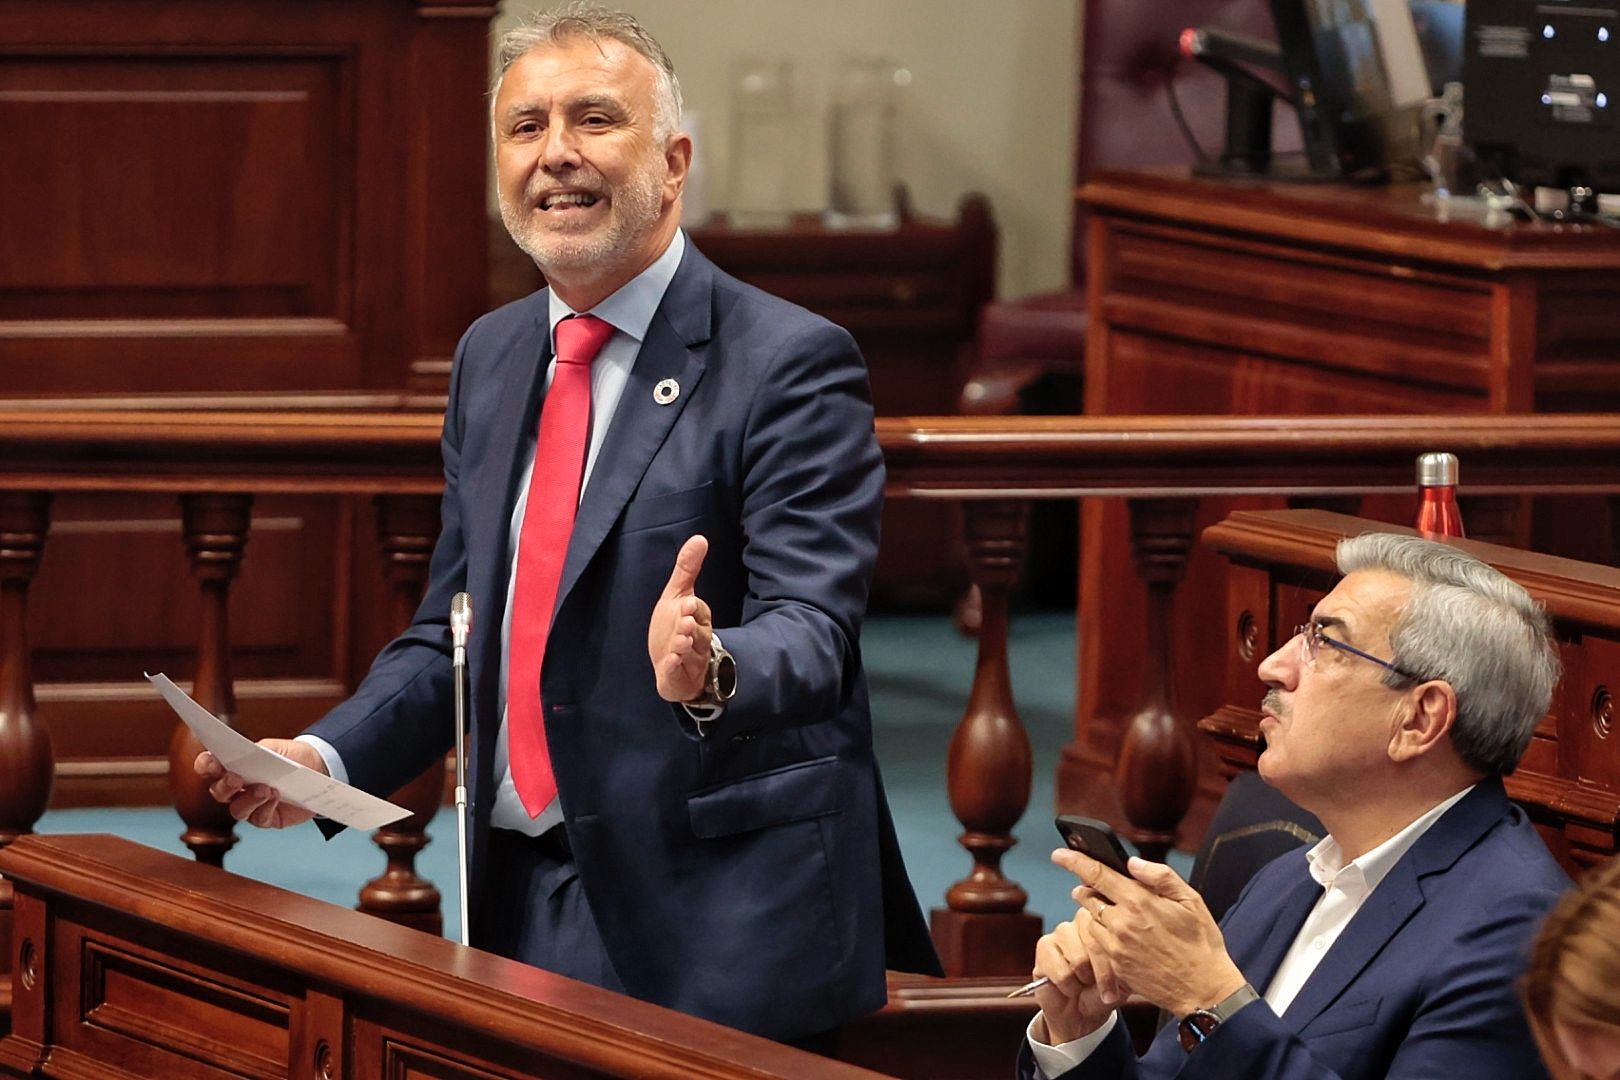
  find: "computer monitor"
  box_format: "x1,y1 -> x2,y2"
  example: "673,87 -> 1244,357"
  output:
1464,0 -> 1620,196
1268,0 -> 1454,178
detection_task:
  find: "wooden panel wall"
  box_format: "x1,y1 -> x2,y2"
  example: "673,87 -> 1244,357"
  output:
0,0 -> 492,805
0,0 -> 491,393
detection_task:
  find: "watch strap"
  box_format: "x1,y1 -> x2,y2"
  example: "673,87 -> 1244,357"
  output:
686,631 -> 736,709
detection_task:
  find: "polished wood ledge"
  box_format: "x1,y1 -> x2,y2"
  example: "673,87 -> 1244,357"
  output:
877,413 -> 1620,495
8,405 -> 1620,491
0,395 -> 444,494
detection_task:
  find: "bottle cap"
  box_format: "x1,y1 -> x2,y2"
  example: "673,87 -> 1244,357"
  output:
1417,452 -> 1459,487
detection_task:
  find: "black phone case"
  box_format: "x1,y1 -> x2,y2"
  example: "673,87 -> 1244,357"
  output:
1054,814 -> 1131,875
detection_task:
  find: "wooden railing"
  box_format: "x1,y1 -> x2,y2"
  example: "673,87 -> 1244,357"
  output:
879,413 -> 1620,972
8,406 -> 1620,1000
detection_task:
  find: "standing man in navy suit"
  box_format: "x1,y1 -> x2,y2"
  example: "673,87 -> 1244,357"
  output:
196,1 -> 939,1048
1022,534 -> 1569,1079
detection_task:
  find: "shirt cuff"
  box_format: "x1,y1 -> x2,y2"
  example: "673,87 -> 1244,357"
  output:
1026,1009 -> 1118,1079
680,701 -> 724,736
294,733 -> 348,785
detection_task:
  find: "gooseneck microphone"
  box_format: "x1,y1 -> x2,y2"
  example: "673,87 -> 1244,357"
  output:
450,592 -> 473,946
450,592 -> 472,659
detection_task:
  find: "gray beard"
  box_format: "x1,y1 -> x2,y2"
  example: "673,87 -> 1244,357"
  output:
499,164 -> 664,281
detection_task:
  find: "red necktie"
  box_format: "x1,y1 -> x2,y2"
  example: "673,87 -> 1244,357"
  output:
508,314 -> 615,817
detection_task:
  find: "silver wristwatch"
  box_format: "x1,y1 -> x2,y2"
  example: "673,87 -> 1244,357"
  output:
687,631 -> 737,709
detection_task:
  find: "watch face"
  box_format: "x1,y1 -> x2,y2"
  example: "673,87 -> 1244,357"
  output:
715,653 -> 737,699
1177,1011 -> 1220,1053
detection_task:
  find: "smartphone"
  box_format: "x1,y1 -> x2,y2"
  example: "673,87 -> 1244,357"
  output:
1054,814 -> 1132,876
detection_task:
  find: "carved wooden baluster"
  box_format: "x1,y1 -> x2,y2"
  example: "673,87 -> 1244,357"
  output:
930,499 -> 1042,976
0,492 -> 52,1024
0,493 -> 53,845
358,494 -> 445,933
168,494 -> 252,866
1114,497 -> 1199,864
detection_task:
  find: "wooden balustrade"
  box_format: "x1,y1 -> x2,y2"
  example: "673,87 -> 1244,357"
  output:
878,413 -> 1620,972
357,493 -> 447,933
9,405 -> 1620,991
170,492 -> 251,866
0,398 -> 446,983
930,500 -> 1042,976
0,491 -> 51,1030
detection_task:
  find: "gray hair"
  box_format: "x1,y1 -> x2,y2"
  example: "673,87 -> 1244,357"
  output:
492,3 -> 683,143
1336,532 -> 1559,776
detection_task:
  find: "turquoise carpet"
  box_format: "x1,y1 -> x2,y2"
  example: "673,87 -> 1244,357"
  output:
35,611 -> 1185,934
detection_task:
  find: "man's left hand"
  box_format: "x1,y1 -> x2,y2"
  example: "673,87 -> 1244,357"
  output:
648,534 -> 714,702
1054,849 -> 1249,1019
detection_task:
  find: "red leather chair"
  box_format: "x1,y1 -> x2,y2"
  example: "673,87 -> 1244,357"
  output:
960,0 -> 1285,418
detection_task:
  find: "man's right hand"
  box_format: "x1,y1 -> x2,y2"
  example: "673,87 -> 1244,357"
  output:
193,739 -> 327,829
1031,906 -> 1120,1045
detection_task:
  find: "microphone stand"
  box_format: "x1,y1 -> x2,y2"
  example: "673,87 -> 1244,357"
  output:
450,593 -> 473,946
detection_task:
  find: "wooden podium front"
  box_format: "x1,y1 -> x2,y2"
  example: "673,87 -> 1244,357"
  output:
1066,169 -> 1620,843
0,834 -> 886,1080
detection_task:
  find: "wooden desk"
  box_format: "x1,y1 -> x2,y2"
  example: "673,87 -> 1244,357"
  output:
1067,169 -> 1620,842
1082,168 -> 1620,416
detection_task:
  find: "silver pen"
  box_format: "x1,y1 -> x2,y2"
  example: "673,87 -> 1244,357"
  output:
1006,975 -> 1048,999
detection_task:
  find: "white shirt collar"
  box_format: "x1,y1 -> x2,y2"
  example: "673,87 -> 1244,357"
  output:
545,228 -> 686,346
1304,784 -> 1474,895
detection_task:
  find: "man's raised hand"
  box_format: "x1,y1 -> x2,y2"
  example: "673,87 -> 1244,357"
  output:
648,534 -> 713,703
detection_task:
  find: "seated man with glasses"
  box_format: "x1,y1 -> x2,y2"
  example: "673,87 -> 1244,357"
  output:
1021,532 -> 1570,1080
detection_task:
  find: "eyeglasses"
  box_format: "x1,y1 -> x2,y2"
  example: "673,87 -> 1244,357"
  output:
1294,622 -> 1420,681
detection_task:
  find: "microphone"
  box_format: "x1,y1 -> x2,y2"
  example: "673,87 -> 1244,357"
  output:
450,592 -> 473,660
449,592 -> 473,946
1179,26 -> 1285,76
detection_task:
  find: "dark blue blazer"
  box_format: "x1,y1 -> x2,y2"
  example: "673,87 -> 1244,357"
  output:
307,243 -> 939,1040
1022,779 -> 1568,1080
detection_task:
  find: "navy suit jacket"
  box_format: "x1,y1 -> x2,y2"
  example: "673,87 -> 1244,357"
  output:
1021,779 -> 1568,1080
306,243 -> 940,1040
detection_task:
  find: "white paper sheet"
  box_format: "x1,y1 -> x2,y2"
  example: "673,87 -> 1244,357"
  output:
147,672 -> 409,830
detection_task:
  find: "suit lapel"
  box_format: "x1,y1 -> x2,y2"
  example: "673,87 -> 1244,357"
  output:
1279,780 -> 1510,1030
1235,868 -> 1321,992
553,248 -> 715,614
1280,859 -> 1423,1029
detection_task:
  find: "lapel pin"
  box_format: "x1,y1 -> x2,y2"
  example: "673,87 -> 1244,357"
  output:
653,378 -> 680,405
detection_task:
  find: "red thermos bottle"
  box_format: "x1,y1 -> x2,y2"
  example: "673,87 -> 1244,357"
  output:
1416,452 -> 1465,539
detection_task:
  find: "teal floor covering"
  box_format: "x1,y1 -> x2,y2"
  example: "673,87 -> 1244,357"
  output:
34,611 -> 1189,936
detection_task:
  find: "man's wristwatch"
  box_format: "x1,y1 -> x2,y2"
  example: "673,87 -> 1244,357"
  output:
1177,983 -> 1260,1053
686,631 -> 737,710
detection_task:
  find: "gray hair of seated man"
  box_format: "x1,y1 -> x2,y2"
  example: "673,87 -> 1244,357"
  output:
1335,532 -> 1559,777
492,2 -> 684,144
